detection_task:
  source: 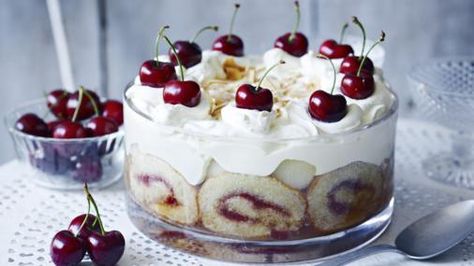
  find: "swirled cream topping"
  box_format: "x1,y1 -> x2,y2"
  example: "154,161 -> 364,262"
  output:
125,47 -> 395,186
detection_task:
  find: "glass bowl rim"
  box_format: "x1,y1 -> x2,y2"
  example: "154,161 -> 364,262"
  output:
5,98 -> 124,143
123,81 -> 399,142
408,56 -> 474,97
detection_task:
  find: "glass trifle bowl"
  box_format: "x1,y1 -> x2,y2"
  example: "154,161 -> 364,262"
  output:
123,72 -> 398,262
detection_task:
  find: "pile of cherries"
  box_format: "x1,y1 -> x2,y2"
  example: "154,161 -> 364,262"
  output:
310,16 -> 385,122
136,2 -> 385,124
14,87 -> 123,181
50,184 -> 125,266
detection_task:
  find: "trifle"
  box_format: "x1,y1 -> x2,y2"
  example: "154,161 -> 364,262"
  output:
124,6 -> 397,263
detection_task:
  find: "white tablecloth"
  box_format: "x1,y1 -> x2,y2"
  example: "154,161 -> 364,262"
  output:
1,119 -> 474,266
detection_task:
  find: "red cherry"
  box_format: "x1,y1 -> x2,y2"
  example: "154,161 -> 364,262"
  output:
319,40 -> 354,59
168,26 -> 218,68
86,230 -> 125,266
274,32 -> 308,57
139,60 -> 177,88
15,113 -> 49,137
308,90 -> 347,122
68,214 -> 101,240
86,117 -> 118,137
50,230 -> 86,266
235,84 -> 273,112
341,73 -> 375,99
47,89 -> 70,119
52,121 -> 89,139
212,4 -> 243,56
163,80 -> 201,107
169,41 -> 202,68
340,56 -> 374,75
102,100 -> 123,126
66,89 -> 101,121
47,120 -> 63,132
212,34 -> 244,57
273,1 -> 307,57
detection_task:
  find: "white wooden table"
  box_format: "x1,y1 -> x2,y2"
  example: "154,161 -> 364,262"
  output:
1,119 -> 474,266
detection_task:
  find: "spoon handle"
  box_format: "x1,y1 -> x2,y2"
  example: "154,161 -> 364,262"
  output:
317,244 -> 402,266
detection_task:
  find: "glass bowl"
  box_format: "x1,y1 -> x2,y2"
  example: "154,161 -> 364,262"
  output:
409,57 -> 474,188
123,84 -> 398,263
5,99 -> 124,190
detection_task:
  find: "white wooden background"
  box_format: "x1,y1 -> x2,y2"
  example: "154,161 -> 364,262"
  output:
1,0 -> 474,163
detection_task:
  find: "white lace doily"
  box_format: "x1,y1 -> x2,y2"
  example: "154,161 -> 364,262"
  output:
1,119 -> 473,266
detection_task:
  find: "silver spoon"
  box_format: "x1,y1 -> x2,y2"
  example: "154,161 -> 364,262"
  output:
319,200 -> 474,266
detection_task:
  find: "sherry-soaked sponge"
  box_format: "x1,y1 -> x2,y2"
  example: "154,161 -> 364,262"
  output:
307,161 -> 385,234
128,150 -> 198,225
198,173 -> 306,239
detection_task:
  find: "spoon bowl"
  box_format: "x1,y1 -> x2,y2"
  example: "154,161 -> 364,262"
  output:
320,200 -> 474,265
396,200 -> 474,259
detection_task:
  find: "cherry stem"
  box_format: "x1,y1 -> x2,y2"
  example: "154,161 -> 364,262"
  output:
84,183 -> 106,235
289,1 -> 301,42
227,3 -> 240,42
191,25 -> 218,43
352,16 -> 366,57
82,88 -> 100,116
71,87 -> 84,122
317,54 -> 337,95
357,31 -> 385,76
339,22 -> 349,44
75,198 -> 91,237
163,35 -> 185,81
154,25 -> 170,61
256,60 -> 285,91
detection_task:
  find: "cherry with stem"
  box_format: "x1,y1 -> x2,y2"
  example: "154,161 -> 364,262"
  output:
235,60 -> 285,112
139,26 -> 177,87
341,31 -> 385,99
83,183 -> 125,266
274,1 -> 308,57
308,54 -> 348,122
162,35 -> 202,107
212,3 -> 244,56
318,21 -> 354,59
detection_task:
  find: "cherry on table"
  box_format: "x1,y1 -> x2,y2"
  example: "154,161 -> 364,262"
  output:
308,90 -> 348,122
273,1 -> 308,57
15,113 -> 50,137
169,26 -> 218,68
68,214 -> 101,240
212,4 -> 244,56
52,121 -> 90,139
47,89 -> 70,119
87,230 -> 125,266
65,89 -> 101,121
341,73 -> 375,99
102,100 -> 123,126
50,230 -> 86,266
340,55 -> 374,75
86,116 -> 118,137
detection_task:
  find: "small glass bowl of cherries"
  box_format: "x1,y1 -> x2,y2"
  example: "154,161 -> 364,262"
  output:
5,86 -> 124,190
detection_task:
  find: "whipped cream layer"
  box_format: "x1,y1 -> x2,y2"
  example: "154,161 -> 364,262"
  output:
125,48 -> 396,187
